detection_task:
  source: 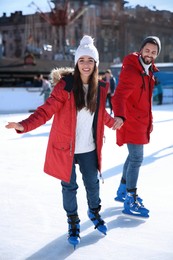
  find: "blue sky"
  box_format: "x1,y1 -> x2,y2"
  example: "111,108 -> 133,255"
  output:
127,0 -> 173,11
0,0 -> 173,17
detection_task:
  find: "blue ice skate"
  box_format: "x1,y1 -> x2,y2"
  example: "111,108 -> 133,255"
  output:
67,215 -> 80,249
122,192 -> 149,218
88,206 -> 107,235
114,183 -> 126,202
115,183 -> 145,208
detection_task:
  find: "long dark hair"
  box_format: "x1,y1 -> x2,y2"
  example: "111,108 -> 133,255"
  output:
73,64 -> 98,113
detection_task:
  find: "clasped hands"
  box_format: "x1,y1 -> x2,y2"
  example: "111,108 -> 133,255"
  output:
112,117 -> 124,130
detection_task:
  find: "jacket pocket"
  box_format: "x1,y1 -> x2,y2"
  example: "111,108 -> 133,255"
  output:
53,142 -> 70,151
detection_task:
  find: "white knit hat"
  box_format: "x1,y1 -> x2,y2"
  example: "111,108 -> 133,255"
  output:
74,35 -> 99,66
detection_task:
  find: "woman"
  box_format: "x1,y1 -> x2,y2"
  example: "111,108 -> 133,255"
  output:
5,35 -> 120,247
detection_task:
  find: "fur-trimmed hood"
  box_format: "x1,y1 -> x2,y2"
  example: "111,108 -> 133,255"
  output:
49,67 -> 74,86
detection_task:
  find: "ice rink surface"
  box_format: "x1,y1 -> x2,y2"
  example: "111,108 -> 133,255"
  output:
0,104 -> 173,260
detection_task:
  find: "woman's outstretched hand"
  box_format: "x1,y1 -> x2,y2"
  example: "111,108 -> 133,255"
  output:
5,122 -> 24,132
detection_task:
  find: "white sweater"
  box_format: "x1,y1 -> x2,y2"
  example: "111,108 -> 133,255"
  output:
74,107 -> 95,154
74,84 -> 95,154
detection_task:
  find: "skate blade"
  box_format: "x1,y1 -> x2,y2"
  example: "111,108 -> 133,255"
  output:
114,197 -> 125,203
122,209 -> 149,218
68,238 -> 80,249
96,227 -> 107,235
98,230 -> 107,235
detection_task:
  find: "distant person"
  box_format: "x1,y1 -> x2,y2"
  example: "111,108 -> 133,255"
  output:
98,71 -> 105,80
5,35 -> 119,248
40,76 -> 52,102
33,74 -> 43,87
103,69 -> 116,114
112,36 -> 161,218
155,76 -> 163,105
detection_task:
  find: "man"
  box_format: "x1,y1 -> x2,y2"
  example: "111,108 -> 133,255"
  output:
103,69 -> 116,115
33,74 -> 43,87
112,36 -> 161,217
40,76 -> 52,102
154,76 -> 163,105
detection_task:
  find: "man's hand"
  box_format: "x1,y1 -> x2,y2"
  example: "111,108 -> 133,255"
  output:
112,117 -> 124,130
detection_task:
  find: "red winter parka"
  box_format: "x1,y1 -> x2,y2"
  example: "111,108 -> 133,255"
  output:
18,72 -> 115,182
111,52 -> 159,146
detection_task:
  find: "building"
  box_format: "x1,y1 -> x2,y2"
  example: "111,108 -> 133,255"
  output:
0,0 -> 173,66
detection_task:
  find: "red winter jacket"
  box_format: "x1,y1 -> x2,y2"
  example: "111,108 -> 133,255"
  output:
18,73 -> 115,182
111,52 -> 159,146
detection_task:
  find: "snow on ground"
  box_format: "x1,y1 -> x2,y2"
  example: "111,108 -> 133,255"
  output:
0,104 -> 173,260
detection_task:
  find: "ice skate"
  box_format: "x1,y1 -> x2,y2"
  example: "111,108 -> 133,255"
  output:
122,192 -> 149,218
67,215 -> 80,249
115,183 -> 145,207
88,206 -> 107,235
114,183 -> 126,202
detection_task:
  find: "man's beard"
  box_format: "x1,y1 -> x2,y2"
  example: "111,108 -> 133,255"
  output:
141,56 -> 152,65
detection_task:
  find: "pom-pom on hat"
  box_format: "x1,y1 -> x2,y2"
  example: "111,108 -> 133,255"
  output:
140,36 -> 161,55
75,35 -> 99,66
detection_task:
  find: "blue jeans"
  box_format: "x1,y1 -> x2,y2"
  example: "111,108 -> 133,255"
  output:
61,150 -> 101,216
122,144 -> 144,191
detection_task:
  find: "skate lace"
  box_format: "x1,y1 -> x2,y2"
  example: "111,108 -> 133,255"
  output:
131,197 -> 142,210
129,194 -> 142,210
